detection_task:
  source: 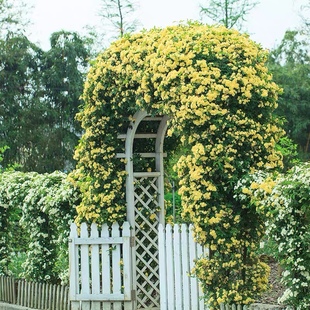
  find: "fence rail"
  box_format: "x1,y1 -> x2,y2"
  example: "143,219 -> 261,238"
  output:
0,276 -> 70,310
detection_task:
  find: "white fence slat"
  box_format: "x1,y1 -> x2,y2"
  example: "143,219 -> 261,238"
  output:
181,223 -> 190,310
69,223 -> 79,310
0,276 -> 70,310
52,284 -> 57,310
47,283 -> 51,310
122,222 -> 132,310
27,281 -> 31,308
189,224 -> 199,310
20,280 -> 25,306
80,223 -> 90,310
101,223 -> 111,310
34,282 -> 38,309
173,224 -> 182,310
166,224 -> 175,310
112,223 -> 122,310
196,241 -> 205,310
90,223 -> 100,310
40,282 -> 45,309
158,223 -> 167,310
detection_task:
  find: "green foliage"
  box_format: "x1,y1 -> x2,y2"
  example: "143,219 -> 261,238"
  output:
164,191 -> 183,223
7,252 -> 27,278
275,136 -> 300,171
0,145 -> 9,168
256,237 -> 278,261
40,31 -> 91,172
0,34 -> 44,170
268,30 -> 310,158
0,31 -> 91,172
0,171 -> 79,283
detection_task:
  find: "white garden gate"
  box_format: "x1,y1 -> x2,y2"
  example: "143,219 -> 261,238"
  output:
69,222 -> 133,310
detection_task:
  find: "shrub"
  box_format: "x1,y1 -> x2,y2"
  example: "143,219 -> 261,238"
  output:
236,163 -> 310,309
0,171 -> 79,283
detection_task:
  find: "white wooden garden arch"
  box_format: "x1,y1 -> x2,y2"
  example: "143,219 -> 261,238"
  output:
119,110 -> 169,309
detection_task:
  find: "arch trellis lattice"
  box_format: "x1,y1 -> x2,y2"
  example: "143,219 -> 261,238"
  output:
118,111 -> 168,309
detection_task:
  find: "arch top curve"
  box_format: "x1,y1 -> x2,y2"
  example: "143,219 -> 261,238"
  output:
124,110 -> 148,160
74,22 -> 283,228
122,110 -> 169,226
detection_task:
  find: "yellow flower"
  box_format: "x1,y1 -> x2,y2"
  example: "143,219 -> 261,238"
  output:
210,229 -> 217,239
149,213 -> 157,221
210,244 -> 217,251
242,187 -> 251,195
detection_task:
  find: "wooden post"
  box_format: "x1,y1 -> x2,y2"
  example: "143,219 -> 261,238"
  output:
155,115 -> 169,226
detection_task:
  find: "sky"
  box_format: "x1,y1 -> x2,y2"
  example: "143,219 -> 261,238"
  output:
27,0 -> 309,51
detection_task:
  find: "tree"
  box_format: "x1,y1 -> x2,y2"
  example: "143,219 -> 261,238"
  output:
98,0 -> 139,38
40,31 -> 91,172
0,0 -> 30,38
0,31 -> 91,173
0,34 -> 46,170
200,0 -> 259,30
268,30 -> 310,158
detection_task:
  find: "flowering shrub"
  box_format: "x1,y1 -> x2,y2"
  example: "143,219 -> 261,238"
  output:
239,163 -> 310,309
0,171 -> 79,283
72,22 -> 284,308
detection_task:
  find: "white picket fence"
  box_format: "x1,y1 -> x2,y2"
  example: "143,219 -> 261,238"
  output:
158,223 -> 208,310
158,224 -> 249,310
69,222 -> 251,310
0,275 -> 70,310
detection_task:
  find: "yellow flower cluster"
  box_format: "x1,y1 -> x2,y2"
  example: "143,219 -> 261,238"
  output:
71,22 -> 283,307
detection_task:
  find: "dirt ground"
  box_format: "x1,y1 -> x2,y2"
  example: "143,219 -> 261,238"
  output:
255,258 -> 286,306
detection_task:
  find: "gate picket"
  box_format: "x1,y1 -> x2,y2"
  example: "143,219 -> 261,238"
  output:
181,223 -> 190,310
90,223 -> 100,310
174,225 -> 182,310
112,223 -> 122,310
101,223 -> 110,310
80,223 -> 90,310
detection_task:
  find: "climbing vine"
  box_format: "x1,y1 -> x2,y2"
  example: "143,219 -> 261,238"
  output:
72,22 -> 284,308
